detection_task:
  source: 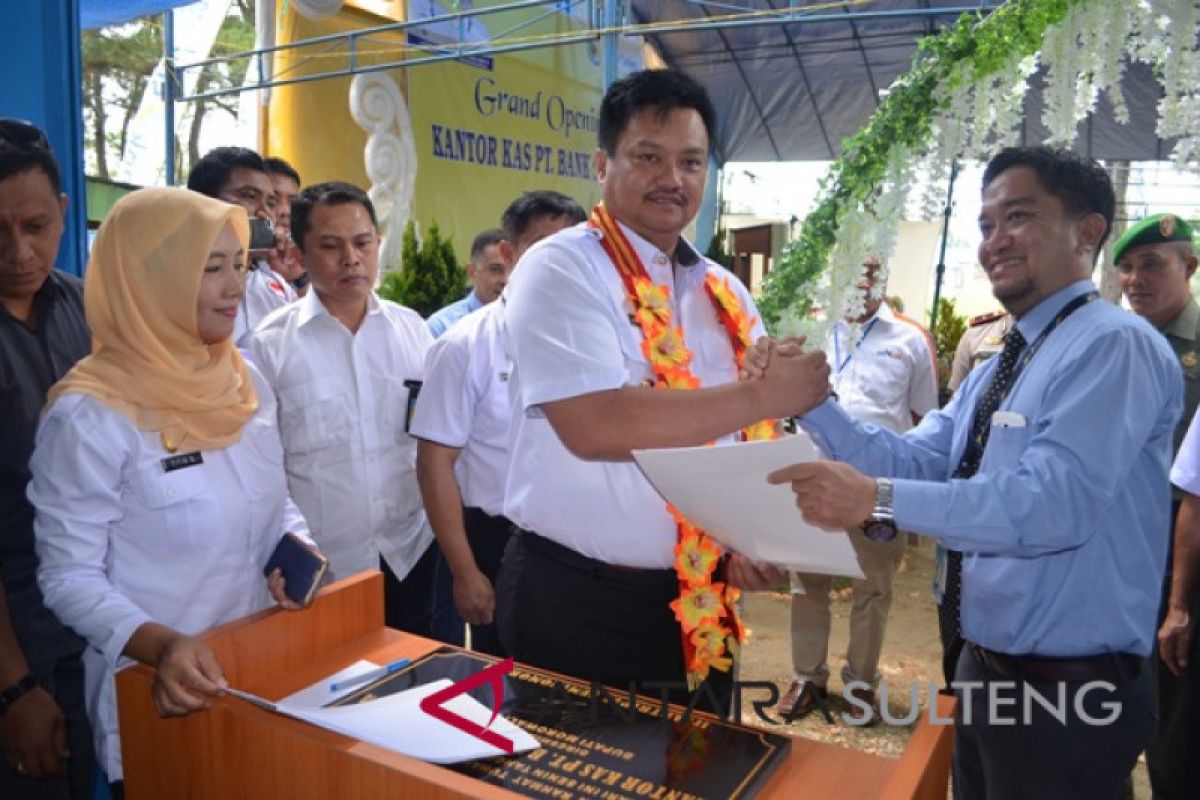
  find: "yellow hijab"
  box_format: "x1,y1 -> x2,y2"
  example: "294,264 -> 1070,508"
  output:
47,187 -> 257,452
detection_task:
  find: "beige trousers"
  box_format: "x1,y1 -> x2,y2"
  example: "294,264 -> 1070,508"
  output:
788,526 -> 906,689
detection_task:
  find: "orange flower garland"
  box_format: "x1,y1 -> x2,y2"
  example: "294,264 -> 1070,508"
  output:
589,204 -> 779,689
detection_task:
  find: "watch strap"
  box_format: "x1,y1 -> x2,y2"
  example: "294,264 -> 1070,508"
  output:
0,674 -> 37,716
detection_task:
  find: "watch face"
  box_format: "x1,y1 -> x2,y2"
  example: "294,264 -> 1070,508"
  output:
863,520 -> 898,543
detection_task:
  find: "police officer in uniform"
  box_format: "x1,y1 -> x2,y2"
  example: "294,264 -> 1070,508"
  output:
948,310 -> 1012,393
1114,212 -> 1200,800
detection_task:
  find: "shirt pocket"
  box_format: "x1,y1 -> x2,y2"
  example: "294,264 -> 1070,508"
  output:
859,349 -> 910,408
126,462 -> 208,552
979,418 -> 1033,473
614,305 -> 655,386
277,380 -> 350,455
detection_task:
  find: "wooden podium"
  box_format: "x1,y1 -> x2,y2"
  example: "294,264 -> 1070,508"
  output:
116,572 -> 955,799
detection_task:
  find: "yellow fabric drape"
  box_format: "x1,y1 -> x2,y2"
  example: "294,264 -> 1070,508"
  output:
47,187 -> 257,452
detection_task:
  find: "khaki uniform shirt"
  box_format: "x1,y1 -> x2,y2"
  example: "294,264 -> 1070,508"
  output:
1162,297 -> 1200,500
948,313 -> 1012,393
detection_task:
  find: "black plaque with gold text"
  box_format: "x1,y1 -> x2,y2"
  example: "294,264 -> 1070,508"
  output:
332,648 -> 790,799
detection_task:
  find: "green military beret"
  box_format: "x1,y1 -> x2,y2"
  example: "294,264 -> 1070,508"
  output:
1112,213 -> 1195,263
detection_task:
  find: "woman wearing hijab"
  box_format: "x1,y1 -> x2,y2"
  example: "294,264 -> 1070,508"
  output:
27,187 -> 313,791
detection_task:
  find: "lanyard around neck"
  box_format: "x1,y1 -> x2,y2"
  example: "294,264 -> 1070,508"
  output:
993,290 -> 1099,404
834,316 -> 880,374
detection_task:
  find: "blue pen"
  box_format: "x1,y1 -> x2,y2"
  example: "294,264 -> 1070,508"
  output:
329,658 -> 411,692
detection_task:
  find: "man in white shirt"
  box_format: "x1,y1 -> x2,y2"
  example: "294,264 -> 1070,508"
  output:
778,256 -> 938,723
412,190 -> 585,654
188,147 -> 296,346
500,69 -> 831,709
263,156 -> 308,294
426,228 -> 510,338
249,182 -> 436,634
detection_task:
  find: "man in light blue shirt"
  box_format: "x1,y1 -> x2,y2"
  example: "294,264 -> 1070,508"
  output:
768,146 -> 1181,800
426,228 -> 510,338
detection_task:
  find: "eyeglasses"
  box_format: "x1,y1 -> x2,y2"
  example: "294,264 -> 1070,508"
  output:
0,118 -> 51,151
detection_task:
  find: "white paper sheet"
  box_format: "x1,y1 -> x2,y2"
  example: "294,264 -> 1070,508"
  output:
280,679 -> 539,764
632,434 -> 865,578
228,676 -> 539,764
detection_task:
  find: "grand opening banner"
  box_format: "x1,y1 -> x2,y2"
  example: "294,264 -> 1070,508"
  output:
268,1 -> 646,266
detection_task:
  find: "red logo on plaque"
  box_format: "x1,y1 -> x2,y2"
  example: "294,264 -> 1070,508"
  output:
418,657 -> 516,752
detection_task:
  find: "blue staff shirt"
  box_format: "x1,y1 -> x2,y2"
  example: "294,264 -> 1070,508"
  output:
801,281 -> 1181,658
427,289 -> 485,338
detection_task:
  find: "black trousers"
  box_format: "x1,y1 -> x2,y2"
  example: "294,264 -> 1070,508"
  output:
495,530 -> 731,714
0,655 -> 94,800
430,508 -> 514,656
952,644 -> 1154,800
381,542 -> 438,637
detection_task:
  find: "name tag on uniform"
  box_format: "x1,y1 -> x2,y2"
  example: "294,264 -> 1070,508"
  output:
160,452 -> 204,472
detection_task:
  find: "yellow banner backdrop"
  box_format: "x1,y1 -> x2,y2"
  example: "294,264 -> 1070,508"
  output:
268,1 -> 645,266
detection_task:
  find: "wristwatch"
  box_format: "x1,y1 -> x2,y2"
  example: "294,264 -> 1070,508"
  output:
862,478 -> 898,543
0,674 -> 37,717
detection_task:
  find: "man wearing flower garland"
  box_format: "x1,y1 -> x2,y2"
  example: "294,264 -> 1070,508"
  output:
767,146 -> 1178,798
498,69 -> 831,710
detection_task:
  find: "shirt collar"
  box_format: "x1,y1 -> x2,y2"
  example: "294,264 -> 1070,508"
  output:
297,288 -> 380,328
1013,279 -> 1096,341
870,300 -> 896,325
466,289 -> 485,312
1162,296 -> 1200,341
608,219 -> 702,269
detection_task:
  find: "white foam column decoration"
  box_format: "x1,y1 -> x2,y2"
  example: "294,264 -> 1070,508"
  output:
291,0 -> 345,20
350,71 -> 418,272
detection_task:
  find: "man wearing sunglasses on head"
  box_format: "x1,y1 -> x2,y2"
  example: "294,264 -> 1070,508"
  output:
0,118 -> 94,797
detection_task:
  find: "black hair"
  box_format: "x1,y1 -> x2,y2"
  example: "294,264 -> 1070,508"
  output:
470,228 -> 507,260
291,181 -> 377,251
597,69 -> 716,155
263,156 -> 301,185
0,118 -> 61,193
500,190 -> 586,241
187,146 -> 266,198
982,146 -> 1116,257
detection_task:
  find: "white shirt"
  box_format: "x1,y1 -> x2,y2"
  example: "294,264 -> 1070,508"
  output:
29,364 -> 309,781
234,260 -> 297,347
1171,406 -> 1200,494
410,302 -> 512,516
503,222 -> 766,568
827,301 -> 938,434
250,290 -> 435,582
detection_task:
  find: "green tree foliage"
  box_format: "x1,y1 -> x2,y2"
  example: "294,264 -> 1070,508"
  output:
377,221 -> 467,318
759,0 -> 1080,327
931,297 -> 967,397
82,25 -> 162,179
705,226 -> 732,269
82,1 -> 256,181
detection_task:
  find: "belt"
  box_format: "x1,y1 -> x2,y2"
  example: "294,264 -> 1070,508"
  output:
517,529 -> 678,585
969,643 -> 1144,683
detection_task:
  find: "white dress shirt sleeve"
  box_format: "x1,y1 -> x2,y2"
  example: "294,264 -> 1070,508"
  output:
504,240 -> 629,409
31,399 -> 153,669
1171,406 -> 1200,495
410,330 -> 473,448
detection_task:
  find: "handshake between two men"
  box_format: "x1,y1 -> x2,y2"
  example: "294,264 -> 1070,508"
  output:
743,336 -> 880,533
